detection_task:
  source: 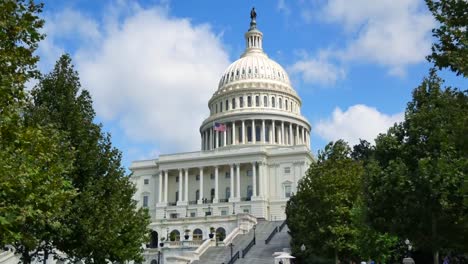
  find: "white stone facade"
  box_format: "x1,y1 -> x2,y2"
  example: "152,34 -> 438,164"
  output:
130,15 -> 313,264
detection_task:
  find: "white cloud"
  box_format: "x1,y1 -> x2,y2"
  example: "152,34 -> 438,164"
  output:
277,0 -> 291,15
321,0 -> 435,75
288,50 -> 345,85
41,5 -> 230,154
315,104 -> 404,146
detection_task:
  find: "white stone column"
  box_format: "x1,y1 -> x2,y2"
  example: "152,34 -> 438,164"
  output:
223,129 -> 227,147
215,130 -> 219,148
232,121 -> 236,145
214,166 -> 219,203
178,169 -> 183,204
184,168 -> 189,202
301,126 -> 305,144
296,125 -> 299,145
289,123 -> 293,145
198,167 -> 204,204
262,119 -> 265,143
258,163 -> 264,198
281,121 -> 285,145
236,163 -> 241,200
159,171 -> 163,203
164,170 -> 168,203
252,162 -> 257,198
210,128 -> 213,150
252,119 -> 256,143
229,164 -> 235,201
241,120 -> 245,144
272,120 -> 276,144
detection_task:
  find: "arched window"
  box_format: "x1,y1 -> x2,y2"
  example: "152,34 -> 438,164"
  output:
242,68 -> 245,75
220,102 -> 223,112
239,97 -> 244,108
151,260 -> 158,264
215,104 -> 218,113
290,102 -> 293,112
279,98 -> 282,109
255,96 -> 259,106
248,68 -> 252,74
247,96 -> 252,107
285,99 -> 288,110
149,231 -> 158,248
216,227 -> 226,241
263,96 -> 268,107
232,98 -> 236,109
272,97 -> 276,108
225,100 -> 229,111
170,230 -> 180,241
193,229 -> 203,241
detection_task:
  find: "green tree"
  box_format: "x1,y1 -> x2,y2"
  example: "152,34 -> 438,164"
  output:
0,1 -> 77,263
426,0 -> 468,77
364,69 -> 467,264
28,54 -> 150,263
286,140 -> 363,263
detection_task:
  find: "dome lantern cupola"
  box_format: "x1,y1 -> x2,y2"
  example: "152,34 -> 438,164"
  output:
241,7 -> 265,58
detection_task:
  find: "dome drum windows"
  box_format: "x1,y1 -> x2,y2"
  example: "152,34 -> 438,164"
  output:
263,96 -> 268,107
247,96 -> 252,107
232,98 -> 236,109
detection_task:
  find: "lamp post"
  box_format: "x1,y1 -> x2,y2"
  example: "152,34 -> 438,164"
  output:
253,225 -> 256,245
157,250 -> 161,264
300,244 -> 306,252
208,204 -> 212,216
229,243 -> 234,259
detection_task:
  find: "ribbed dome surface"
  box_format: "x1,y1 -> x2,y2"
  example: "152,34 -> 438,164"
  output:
217,54 -> 291,90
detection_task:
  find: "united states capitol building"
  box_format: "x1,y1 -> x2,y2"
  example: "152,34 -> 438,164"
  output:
129,10 -> 314,264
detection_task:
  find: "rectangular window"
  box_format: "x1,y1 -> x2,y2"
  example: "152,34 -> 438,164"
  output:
247,96 -> 252,107
190,212 -> 196,217
144,179 -> 149,185
264,96 -> 268,107
232,98 -> 236,109
220,102 -> 223,112
225,172 -> 230,178
226,100 -> 229,110
239,97 -> 244,108
176,176 -> 179,182
143,195 -> 148,207
285,185 -> 292,198
221,210 -> 227,216
170,213 -> 178,219
247,170 -> 253,176
216,104 -> 218,113
255,96 -> 259,106
243,208 -> 250,213
210,173 -> 214,180
284,167 -> 291,174
196,175 -> 200,181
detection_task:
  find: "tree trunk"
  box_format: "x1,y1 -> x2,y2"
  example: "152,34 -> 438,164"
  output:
335,249 -> 339,264
432,213 -> 439,264
21,251 -> 32,264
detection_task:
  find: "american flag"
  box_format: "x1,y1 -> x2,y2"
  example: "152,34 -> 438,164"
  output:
213,122 -> 226,132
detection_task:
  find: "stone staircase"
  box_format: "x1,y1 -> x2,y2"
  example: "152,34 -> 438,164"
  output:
192,220 -> 289,264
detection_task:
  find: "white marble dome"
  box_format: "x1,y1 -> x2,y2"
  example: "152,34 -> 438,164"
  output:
217,53 -> 292,91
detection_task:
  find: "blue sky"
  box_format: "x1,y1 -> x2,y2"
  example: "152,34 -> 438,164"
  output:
36,0 -> 466,170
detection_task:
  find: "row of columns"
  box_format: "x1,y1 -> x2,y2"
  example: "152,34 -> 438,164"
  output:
158,162 -> 264,205
201,119 -> 310,150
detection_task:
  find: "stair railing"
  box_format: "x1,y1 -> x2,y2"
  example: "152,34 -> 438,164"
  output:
279,220 -> 287,232
265,226 -> 278,245
241,237 -> 255,258
227,251 -> 240,264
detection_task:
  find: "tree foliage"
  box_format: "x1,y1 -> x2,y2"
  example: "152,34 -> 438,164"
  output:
364,69 -> 467,264
28,54 -> 150,263
426,0 -> 468,77
0,1 -> 77,263
286,140 -> 363,263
